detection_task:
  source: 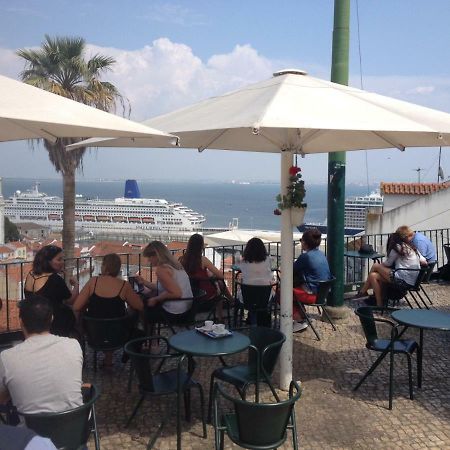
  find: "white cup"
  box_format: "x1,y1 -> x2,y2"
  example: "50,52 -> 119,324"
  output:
213,323 -> 226,334
204,320 -> 214,331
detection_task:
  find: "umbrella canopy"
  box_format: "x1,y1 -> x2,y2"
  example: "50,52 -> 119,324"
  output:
0,74 -> 177,145
69,69 -> 450,152
67,69 -> 450,389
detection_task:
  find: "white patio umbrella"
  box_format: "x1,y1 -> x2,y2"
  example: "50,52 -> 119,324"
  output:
69,69 -> 450,389
0,74 -> 177,145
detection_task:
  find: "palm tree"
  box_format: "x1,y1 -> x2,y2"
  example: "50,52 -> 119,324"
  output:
17,35 -> 128,271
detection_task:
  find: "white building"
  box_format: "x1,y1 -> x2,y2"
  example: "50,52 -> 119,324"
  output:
0,177 -> 5,245
367,182 -> 450,234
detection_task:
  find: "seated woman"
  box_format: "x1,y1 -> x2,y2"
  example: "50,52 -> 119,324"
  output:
73,253 -> 143,318
355,226 -> 427,306
24,245 -> 78,337
135,241 -> 193,324
179,233 -> 233,319
73,253 -> 143,367
293,228 -> 332,332
236,237 -> 274,326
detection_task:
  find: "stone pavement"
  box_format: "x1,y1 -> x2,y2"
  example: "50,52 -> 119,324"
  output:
84,283 -> 450,449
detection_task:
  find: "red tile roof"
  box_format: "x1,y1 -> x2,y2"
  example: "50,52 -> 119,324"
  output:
380,182 -> 450,195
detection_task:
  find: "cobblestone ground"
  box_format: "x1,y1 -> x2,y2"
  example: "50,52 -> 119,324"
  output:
84,283 -> 450,449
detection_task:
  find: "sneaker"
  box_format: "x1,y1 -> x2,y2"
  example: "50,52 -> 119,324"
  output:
293,321 -> 309,333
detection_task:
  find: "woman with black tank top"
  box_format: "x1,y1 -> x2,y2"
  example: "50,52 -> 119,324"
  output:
73,253 -> 143,367
73,253 -> 143,318
24,245 -> 78,337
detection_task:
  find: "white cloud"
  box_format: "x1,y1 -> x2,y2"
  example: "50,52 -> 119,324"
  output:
86,39 -> 279,120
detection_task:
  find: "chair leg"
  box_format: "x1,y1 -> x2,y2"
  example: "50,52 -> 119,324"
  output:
353,350 -> 390,391
300,304 -> 320,341
290,408 -> 299,450
125,394 -> 146,427
415,290 -> 430,309
420,285 -> 433,305
320,306 -> 337,331
408,291 -> 422,309
207,373 -> 216,423
127,361 -> 134,393
389,348 -> 394,410
406,354 -> 413,400
193,382 -> 207,438
91,404 -> 100,450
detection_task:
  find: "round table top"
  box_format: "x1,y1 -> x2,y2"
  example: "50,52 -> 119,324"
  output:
169,329 -> 250,357
391,309 -> 450,331
344,250 -> 385,259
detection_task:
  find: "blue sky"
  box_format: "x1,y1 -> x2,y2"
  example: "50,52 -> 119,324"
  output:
1,0 -> 450,185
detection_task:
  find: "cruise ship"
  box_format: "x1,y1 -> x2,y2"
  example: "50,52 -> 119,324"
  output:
5,180 -> 206,233
298,190 -> 384,235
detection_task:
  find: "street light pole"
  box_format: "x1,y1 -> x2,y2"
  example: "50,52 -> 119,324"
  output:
327,0 -> 350,312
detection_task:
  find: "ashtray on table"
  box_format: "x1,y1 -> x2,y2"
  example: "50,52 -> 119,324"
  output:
195,326 -> 233,339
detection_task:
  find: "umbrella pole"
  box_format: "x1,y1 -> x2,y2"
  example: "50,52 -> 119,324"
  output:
279,150 -> 294,390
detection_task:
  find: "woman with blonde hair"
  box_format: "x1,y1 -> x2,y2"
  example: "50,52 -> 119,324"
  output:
135,241 -> 193,321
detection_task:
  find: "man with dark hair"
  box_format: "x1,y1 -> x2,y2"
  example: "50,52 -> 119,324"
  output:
0,295 -> 82,414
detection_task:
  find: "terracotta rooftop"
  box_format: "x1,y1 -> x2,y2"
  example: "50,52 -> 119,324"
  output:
380,182 -> 450,195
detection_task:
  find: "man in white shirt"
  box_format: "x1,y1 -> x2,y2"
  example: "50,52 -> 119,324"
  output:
0,295 -> 83,414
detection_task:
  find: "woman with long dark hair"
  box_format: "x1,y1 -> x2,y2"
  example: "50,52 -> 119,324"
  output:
24,245 -> 78,336
238,237 -> 273,285
355,226 -> 427,306
179,234 -> 232,316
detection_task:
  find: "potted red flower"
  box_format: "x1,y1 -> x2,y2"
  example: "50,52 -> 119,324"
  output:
275,165 -> 307,225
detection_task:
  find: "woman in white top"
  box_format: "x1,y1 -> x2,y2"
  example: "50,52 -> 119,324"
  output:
135,241 -> 193,320
237,238 -> 274,326
356,226 -> 427,306
238,238 -> 273,285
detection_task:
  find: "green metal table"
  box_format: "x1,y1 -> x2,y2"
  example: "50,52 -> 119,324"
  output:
391,309 -> 450,388
169,329 -> 250,450
169,329 -> 250,357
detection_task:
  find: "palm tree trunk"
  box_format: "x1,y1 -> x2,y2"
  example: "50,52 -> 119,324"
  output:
62,168 -> 76,278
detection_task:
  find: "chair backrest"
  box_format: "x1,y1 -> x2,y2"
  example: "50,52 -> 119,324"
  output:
240,284 -> 274,312
247,327 -> 285,376
411,267 -> 429,290
83,315 -> 131,351
314,277 -> 335,305
422,261 -> 437,283
124,337 -> 181,393
354,306 -> 378,345
217,380 -> 301,447
22,385 -> 99,449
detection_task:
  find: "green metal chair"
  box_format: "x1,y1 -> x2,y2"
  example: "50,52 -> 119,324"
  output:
124,336 -> 206,449
234,282 -> 278,328
293,277 -> 336,340
21,384 -> 100,450
384,268 -> 429,309
208,327 -> 285,422
353,306 -> 420,410
83,314 -> 133,371
213,380 -> 301,450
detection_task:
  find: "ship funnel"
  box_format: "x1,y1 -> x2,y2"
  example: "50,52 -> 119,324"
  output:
124,180 -> 141,199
